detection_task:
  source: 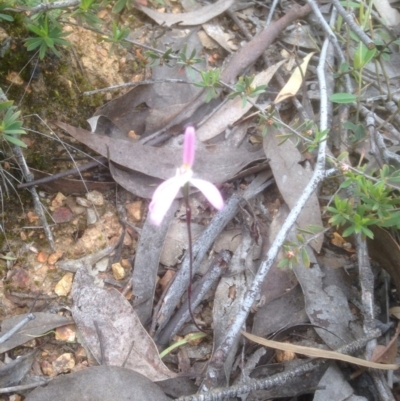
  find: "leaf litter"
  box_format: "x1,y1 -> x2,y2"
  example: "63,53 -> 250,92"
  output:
2,1 -> 400,400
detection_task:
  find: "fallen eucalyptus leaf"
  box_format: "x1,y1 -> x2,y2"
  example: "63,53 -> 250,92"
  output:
72,268 -> 175,381
263,127 -> 323,252
196,61 -> 285,141
56,122 -> 265,199
138,0 -> 234,27
274,52 -> 314,104
242,331 -> 399,370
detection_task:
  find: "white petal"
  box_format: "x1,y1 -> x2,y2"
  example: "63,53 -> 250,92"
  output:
190,178 -> 224,210
149,176 -> 185,225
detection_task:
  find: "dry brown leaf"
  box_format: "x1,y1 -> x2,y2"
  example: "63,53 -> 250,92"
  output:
263,127 -> 323,252
137,0 -> 234,27
373,0 -> 400,28
331,232 -> 353,251
370,324 -> 400,364
72,268 -> 175,381
57,122 -> 264,199
196,61 -> 285,141
367,226 -> 400,296
390,306 -> 400,319
274,52 -> 314,104
242,331 -> 399,370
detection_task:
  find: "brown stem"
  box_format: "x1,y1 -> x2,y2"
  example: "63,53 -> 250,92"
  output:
221,3 -> 312,84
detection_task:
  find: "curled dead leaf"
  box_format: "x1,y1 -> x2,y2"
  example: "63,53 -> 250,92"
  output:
242,331 -> 399,370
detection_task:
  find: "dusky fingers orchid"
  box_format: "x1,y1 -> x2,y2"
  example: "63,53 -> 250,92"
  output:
149,126 -> 224,226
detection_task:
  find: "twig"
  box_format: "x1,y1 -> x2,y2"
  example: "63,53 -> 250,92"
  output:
221,3 -> 312,84
385,101 -> 400,129
370,371 -> 396,401
14,0 -> 80,14
265,0 -> 280,27
157,251 -> 231,344
331,0 -> 375,49
226,9 -> 253,40
358,104 -> 400,142
175,330 -> 382,401
356,234 -> 376,357
0,378 -> 52,394
83,79 -> 191,96
0,313 -> 35,344
366,112 -> 385,167
200,28 -> 331,390
17,157 -> 108,189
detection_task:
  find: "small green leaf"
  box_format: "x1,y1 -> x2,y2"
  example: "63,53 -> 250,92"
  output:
337,151 -> 349,162
330,93 -> 357,104
278,259 -> 290,268
301,248 -> 310,268
361,226 -> 374,239
342,226 -> 355,237
2,134 -> 27,147
0,12 -> 13,21
354,43 -> 376,70
112,0 -> 127,13
0,100 -> 13,111
0,254 -> 17,261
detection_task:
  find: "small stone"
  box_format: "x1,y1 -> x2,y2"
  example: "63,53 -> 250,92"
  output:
86,208 -> 98,225
121,259 -> 131,269
55,324 -> 76,342
52,353 -> 75,374
48,251 -> 63,265
112,262 -> 126,280
128,130 -> 139,139
52,207 -> 73,223
75,346 -> 87,362
27,211 -> 39,223
98,9 -> 107,18
86,190 -> 104,206
37,251 -> 49,263
76,197 -> 92,207
126,201 -> 142,222
51,192 -> 67,209
41,360 -> 55,376
54,273 -> 74,296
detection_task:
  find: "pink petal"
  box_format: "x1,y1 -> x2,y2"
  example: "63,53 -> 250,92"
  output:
183,126 -> 195,167
190,178 -> 224,210
149,176 -> 185,225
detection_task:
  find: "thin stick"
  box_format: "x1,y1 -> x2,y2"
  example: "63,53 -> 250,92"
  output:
331,0 -> 375,49
83,79 -> 191,96
0,313 -> 35,344
17,157 -> 108,189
